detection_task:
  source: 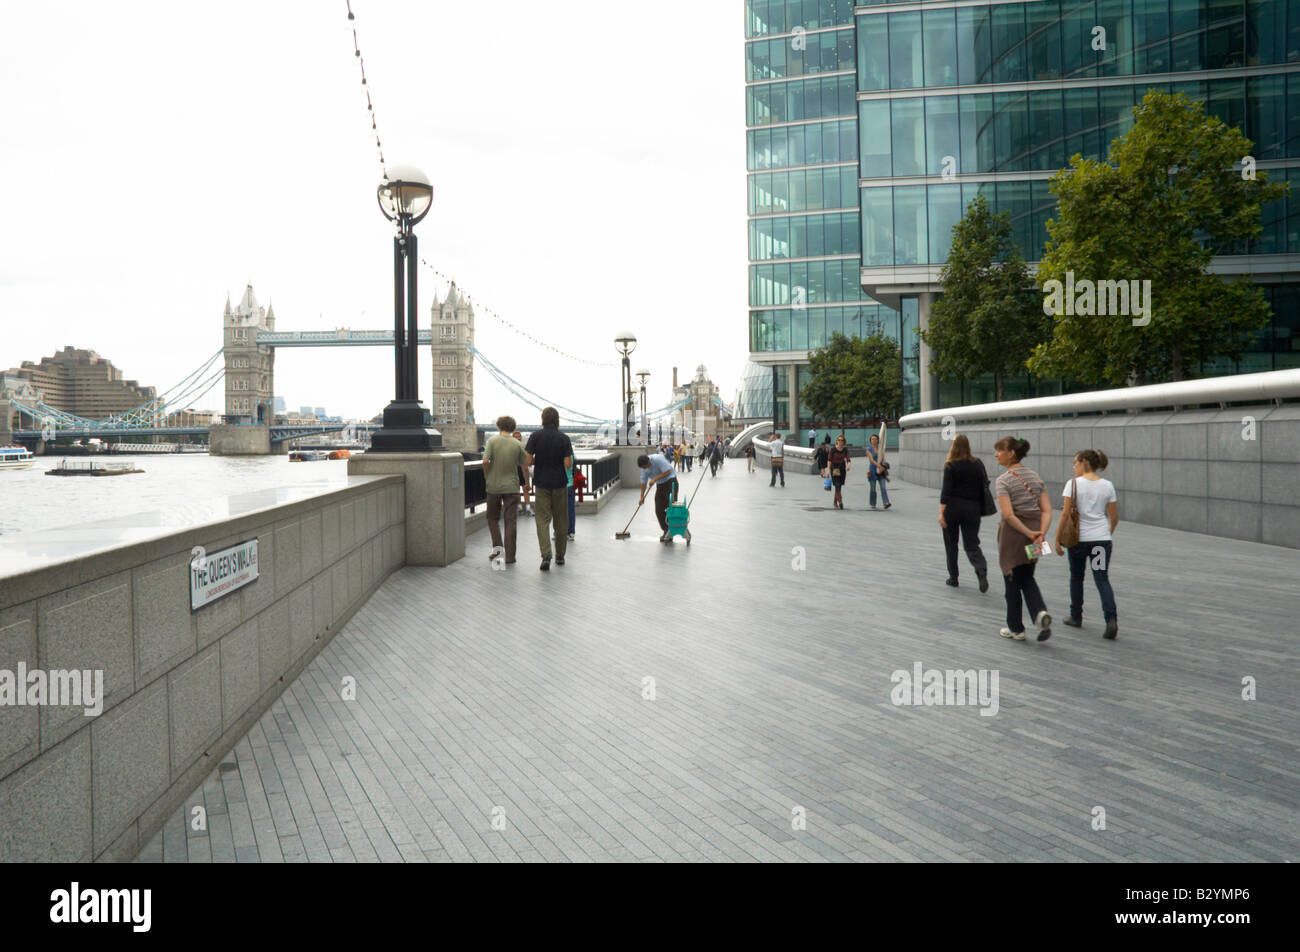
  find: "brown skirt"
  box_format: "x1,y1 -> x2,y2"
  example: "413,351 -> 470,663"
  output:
997,507 -> 1041,576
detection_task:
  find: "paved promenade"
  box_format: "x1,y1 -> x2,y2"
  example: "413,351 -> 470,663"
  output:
139,458 -> 1299,862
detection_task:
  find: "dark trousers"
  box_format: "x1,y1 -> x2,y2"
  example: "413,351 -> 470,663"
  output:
942,499 -> 987,579
1003,561 -> 1047,633
533,487 -> 567,559
770,459 -> 784,486
654,478 -> 678,532
567,486 -> 576,535
486,492 -> 518,562
710,457 -> 720,476
1068,540 -> 1117,621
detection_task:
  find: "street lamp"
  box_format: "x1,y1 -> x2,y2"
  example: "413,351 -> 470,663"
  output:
635,369 -> 650,447
372,165 -> 440,452
614,331 -> 637,445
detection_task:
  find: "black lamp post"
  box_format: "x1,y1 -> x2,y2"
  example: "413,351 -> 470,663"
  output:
372,165 -> 441,452
636,369 -> 650,446
614,331 -> 637,446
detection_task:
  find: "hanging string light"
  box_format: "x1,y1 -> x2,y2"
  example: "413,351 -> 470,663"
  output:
345,1 -> 386,178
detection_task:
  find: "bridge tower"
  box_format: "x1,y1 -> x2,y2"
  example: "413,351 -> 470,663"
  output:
223,282 -> 276,425
430,281 -> 476,453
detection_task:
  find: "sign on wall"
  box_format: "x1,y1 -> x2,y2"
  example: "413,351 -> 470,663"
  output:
190,539 -> 259,611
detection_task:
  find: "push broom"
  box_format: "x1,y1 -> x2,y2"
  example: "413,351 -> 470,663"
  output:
614,498 -> 644,539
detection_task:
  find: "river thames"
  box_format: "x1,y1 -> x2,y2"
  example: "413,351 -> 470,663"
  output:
0,454 -> 351,536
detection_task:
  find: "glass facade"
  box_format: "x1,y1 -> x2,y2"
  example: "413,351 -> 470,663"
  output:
747,1 -> 905,434
850,0 -> 1300,414
746,1 -> 1297,422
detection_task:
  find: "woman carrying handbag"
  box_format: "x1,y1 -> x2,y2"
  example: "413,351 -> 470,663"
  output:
1054,449 -> 1120,639
937,434 -> 990,590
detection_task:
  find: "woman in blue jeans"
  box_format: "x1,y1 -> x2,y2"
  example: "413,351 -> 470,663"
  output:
864,433 -> 891,509
1055,449 -> 1120,639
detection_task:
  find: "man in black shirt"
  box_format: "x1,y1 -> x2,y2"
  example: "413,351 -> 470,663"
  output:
524,406 -> 573,571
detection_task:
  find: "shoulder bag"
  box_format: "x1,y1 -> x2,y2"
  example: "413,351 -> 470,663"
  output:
1058,477 -> 1081,549
978,460 -> 997,517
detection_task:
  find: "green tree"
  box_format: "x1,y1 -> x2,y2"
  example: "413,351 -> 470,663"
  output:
1028,90 -> 1289,385
921,193 -> 1048,401
801,331 -> 902,431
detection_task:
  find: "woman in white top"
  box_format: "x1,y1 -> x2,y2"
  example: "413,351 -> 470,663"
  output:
1055,449 -> 1120,640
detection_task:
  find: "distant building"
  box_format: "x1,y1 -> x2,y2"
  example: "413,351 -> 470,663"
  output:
430,281 -> 476,453
164,408 -> 218,428
314,407 -> 325,418
669,364 -> 732,437
273,396 -> 286,412
4,347 -> 157,424
299,406 -> 313,416
223,283 -> 275,424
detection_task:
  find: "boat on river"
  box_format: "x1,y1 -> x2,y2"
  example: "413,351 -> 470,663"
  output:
0,446 -> 35,470
45,459 -> 144,477
289,450 -> 329,462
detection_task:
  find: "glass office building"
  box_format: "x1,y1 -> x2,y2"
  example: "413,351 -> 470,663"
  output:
747,0 -> 1300,421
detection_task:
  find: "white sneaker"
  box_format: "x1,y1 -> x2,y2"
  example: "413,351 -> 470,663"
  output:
567,533 -> 575,541
1000,627 -> 1026,641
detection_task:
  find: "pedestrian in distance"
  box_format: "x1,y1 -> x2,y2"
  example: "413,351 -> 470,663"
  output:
994,436 -> 1053,642
570,463 -> 588,541
814,435 -> 831,482
683,442 -> 693,472
524,407 -> 573,571
709,438 -> 723,477
827,434 -> 851,509
769,432 -> 785,487
1055,449 -> 1121,639
637,451 -> 680,543
864,433 -> 891,509
745,442 -> 756,473
809,426 -> 817,448
937,434 -> 990,592
482,415 -> 526,565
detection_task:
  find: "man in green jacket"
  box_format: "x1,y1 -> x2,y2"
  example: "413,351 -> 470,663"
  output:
482,415 -> 528,565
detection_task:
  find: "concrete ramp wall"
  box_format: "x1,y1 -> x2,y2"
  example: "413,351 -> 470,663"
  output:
900,405 -> 1300,548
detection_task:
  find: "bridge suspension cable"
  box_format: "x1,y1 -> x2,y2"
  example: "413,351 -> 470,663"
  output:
426,265 -> 618,369
468,345 -> 610,424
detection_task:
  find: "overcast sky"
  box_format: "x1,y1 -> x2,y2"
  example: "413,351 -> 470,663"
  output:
0,1 -> 747,424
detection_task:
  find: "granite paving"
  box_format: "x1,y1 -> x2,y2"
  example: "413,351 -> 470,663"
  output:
137,458 -> 1300,862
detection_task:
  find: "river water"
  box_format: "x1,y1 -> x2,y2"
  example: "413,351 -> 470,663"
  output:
0,454 -> 351,536
0,449 -> 611,537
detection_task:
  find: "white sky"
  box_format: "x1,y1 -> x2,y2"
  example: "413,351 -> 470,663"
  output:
0,1 -> 747,424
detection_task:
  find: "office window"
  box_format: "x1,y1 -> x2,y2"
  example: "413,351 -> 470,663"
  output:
923,7 -> 958,87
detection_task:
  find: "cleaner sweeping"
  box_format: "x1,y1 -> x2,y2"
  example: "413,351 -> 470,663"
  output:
633,451 -> 680,543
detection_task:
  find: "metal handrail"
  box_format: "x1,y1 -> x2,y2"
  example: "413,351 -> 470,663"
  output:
899,369 -> 1300,429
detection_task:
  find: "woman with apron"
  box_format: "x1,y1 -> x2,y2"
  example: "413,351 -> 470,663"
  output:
993,436 -> 1054,642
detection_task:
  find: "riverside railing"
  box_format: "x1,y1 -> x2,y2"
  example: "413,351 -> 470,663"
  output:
464,452 -> 620,513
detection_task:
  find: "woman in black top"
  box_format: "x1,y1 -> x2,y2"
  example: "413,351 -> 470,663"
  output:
827,435 -> 851,509
938,434 -> 990,591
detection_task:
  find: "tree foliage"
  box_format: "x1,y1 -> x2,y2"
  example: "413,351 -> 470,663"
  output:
801,331 -> 902,427
1028,90 -> 1288,384
921,193 -> 1049,401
